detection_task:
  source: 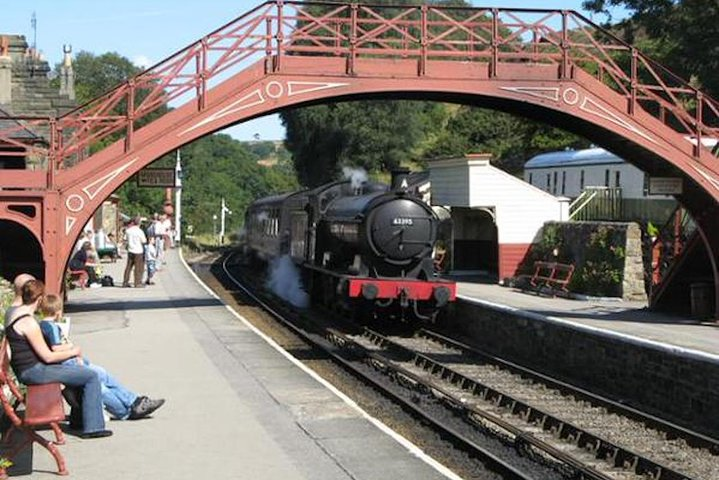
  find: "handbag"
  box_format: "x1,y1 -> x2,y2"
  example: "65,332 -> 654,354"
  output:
24,382 -> 66,426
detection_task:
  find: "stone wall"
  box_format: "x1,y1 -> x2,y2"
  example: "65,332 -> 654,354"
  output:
443,298 -> 719,438
529,221 -> 647,301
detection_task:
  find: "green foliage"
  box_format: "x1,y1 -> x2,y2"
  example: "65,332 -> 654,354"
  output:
68,51 -> 141,105
583,0 -> 719,98
425,107 -> 590,174
174,134 -> 299,235
283,100 -> 442,187
0,278 -> 13,324
571,226 -> 626,296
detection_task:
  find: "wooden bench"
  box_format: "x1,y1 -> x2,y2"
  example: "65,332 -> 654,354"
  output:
96,247 -> 118,263
0,339 -> 68,476
530,261 -> 575,292
67,269 -> 89,289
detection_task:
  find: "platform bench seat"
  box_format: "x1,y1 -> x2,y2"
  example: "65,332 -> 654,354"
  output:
67,269 -> 89,289
96,247 -> 118,262
530,261 -> 575,292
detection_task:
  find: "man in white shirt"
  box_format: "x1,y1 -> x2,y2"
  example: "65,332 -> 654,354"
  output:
153,215 -> 167,264
122,216 -> 147,288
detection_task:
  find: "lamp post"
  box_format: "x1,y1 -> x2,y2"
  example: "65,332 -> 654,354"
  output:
212,214 -> 217,245
174,149 -> 182,244
219,198 -> 232,245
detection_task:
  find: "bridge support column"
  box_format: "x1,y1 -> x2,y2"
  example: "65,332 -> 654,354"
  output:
42,192 -> 65,295
695,206 -> 719,321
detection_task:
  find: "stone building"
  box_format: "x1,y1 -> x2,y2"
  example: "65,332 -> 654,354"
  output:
0,34 -> 76,117
0,34 -> 76,169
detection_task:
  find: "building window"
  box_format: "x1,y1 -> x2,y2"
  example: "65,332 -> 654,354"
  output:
552,171 -> 558,194
561,171 -> 566,195
529,173 -> 533,185
615,171 -> 621,187
605,169 -> 610,187
580,170 -> 585,190
546,173 -> 550,190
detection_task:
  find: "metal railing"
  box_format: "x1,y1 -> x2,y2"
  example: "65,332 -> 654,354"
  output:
1,1 -> 718,176
569,186 -> 622,221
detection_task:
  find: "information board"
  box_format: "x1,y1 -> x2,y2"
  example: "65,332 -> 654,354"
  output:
648,177 -> 682,195
137,168 -> 176,187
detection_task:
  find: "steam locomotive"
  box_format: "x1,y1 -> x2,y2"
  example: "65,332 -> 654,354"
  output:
243,169 -> 456,321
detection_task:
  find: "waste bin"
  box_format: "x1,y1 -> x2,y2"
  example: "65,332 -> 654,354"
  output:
690,282 -> 714,319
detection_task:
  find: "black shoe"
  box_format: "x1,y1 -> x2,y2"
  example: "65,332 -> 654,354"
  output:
129,396 -> 165,420
79,429 -> 113,439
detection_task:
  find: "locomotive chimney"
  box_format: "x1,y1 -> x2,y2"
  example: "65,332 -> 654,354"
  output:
390,168 -> 410,192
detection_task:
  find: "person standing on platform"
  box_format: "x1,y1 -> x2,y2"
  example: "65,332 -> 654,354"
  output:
145,237 -> 158,285
122,216 -> 147,288
160,214 -> 173,255
153,214 -> 166,266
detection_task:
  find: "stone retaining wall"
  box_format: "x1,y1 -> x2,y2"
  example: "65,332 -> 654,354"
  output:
443,297 -> 719,438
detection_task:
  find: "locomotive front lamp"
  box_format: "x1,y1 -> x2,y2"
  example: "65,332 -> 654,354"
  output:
361,283 -> 379,300
433,286 -> 451,307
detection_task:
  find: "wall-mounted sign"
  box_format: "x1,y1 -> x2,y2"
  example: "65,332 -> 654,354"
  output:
137,168 -> 176,187
648,177 -> 682,195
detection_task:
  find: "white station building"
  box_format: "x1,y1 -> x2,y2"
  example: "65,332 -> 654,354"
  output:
429,154 -> 569,282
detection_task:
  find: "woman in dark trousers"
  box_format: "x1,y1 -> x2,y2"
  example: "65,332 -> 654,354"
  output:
4,280 -> 111,438
69,241 -> 99,286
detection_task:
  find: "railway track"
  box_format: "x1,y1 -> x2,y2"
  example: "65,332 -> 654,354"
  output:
340,328 -> 719,480
215,252 -> 718,480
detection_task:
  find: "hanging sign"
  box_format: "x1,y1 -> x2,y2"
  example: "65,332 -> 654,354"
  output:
648,177 -> 682,195
137,168 -> 176,187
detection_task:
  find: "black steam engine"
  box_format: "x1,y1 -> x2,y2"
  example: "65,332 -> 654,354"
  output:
243,170 -> 455,320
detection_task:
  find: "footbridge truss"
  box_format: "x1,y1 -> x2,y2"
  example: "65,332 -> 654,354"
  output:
2,1 -> 719,299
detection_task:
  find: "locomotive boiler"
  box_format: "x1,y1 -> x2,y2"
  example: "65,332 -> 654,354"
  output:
243,169 -> 456,320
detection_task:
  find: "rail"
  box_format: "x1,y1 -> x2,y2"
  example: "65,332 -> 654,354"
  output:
1,1 -> 718,173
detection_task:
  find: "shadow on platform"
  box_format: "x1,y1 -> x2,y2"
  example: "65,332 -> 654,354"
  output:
65,297 -> 222,313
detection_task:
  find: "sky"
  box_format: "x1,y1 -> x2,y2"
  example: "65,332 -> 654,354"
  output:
1,0 -> 627,141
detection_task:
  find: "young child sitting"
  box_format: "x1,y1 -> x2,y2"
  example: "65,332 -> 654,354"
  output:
38,294 -> 165,420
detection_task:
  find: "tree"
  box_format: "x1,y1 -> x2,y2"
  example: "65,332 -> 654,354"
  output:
69,51 -> 141,105
583,0 -> 719,97
425,107 -> 589,174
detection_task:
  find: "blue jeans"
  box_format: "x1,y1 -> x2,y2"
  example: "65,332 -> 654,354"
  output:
61,358 -> 138,419
87,363 -> 138,419
19,362 -> 106,433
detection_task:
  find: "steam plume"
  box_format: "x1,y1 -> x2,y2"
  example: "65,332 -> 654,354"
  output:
266,255 -> 309,308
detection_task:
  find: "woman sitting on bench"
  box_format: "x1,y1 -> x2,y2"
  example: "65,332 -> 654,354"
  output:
4,279 -> 112,439
69,241 -> 101,288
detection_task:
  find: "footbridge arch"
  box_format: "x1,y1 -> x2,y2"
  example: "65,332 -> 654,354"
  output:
1,1 -> 719,297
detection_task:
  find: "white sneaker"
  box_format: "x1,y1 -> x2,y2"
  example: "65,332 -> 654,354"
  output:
89,283 -> 102,289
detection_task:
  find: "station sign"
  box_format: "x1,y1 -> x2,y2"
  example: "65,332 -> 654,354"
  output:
137,168 -> 176,187
648,177 -> 682,195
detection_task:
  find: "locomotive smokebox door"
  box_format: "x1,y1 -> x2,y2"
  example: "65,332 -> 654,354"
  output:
369,199 -> 435,262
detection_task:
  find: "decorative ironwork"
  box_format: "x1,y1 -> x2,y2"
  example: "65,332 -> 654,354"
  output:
0,1 -> 717,174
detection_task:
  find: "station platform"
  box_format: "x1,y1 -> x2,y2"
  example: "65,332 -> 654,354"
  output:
27,250 -> 456,479
455,276 -> 719,359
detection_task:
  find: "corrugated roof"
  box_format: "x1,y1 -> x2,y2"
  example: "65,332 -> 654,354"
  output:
524,147 -> 624,169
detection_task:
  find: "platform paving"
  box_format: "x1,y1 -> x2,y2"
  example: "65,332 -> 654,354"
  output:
456,277 -> 719,358
26,250 -> 456,480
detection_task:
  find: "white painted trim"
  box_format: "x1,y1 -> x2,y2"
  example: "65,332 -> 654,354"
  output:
457,294 -> 719,364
